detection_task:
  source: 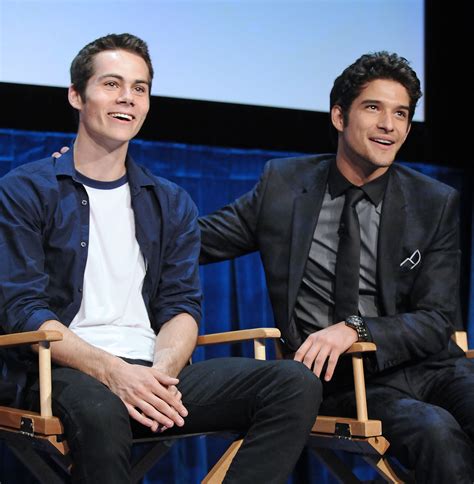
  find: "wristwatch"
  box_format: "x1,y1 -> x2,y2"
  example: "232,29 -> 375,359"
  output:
344,315 -> 369,342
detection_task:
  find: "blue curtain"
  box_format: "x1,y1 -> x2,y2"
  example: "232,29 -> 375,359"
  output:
0,128 -> 472,483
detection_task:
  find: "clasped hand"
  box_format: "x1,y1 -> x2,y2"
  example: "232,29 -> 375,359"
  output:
106,360 -> 188,432
294,322 -> 358,381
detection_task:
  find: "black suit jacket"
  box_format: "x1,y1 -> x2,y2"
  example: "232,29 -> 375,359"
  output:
199,155 -> 464,377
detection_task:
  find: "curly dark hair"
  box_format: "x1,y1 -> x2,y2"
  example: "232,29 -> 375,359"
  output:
70,33 -> 154,101
329,51 -> 422,144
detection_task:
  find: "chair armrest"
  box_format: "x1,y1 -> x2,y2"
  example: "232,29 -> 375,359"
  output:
345,342 -> 377,354
197,328 -> 281,360
340,341 -> 377,423
452,331 -> 473,358
453,331 -> 468,352
197,328 -> 280,345
0,330 -> 62,418
0,330 -> 63,348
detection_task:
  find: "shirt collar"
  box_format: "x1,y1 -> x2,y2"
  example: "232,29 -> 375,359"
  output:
53,145 -> 76,177
328,160 -> 390,206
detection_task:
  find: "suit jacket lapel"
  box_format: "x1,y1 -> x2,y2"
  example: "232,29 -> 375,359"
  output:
377,168 -> 407,315
287,160 -> 331,321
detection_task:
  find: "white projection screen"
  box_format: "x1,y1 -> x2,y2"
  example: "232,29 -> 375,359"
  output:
0,0 -> 424,121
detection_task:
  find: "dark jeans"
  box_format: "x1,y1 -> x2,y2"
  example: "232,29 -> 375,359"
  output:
321,355 -> 474,484
25,357 -> 321,484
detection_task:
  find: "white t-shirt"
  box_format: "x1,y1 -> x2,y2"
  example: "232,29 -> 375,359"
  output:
69,173 -> 155,361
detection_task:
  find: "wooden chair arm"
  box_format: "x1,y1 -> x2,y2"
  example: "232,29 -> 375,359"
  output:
343,333 -> 474,425
453,331 -> 468,352
313,334 -> 474,439
0,330 -> 62,418
453,330 -> 474,359
0,330 -> 63,348
345,342 -> 377,354
341,341 -> 377,423
197,328 -> 280,345
197,328 -> 281,360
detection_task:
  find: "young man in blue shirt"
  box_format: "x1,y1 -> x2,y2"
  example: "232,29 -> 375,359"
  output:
0,33 -> 320,483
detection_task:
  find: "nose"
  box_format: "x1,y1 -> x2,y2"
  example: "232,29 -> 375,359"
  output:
377,111 -> 394,132
117,87 -> 134,106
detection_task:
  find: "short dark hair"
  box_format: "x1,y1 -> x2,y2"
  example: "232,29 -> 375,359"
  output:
329,51 -> 422,144
70,33 -> 154,101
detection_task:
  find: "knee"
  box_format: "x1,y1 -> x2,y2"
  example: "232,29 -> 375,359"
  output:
270,360 -> 322,410
408,407 -> 470,460
407,410 -> 474,479
418,410 -> 462,444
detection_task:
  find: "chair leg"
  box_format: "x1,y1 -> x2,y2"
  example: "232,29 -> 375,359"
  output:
7,440 -> 66,484
131,440 -> 175,483
362,455 -> 406,483
308,447 -> 360,484
201,439 -> 243,484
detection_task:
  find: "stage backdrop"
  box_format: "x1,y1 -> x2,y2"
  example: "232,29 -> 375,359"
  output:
0,128 -> 472,483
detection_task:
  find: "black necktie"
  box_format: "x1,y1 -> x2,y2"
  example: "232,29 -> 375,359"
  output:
334,186 -> 365,322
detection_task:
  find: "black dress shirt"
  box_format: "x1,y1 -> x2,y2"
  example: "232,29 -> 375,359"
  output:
294,161 -> 389,337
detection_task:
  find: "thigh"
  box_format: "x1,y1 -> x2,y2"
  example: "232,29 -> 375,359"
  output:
321,382 -> 474,479
157,357 -> 321,437
323,382 -> 463,438
422,356 -> 474,441
25,366 -> 132,448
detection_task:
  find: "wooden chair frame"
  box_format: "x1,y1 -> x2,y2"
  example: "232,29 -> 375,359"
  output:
0,327 -> 280,484
306,330 -> 473,484
1,328 -> 471,483
307,341 -> 400,483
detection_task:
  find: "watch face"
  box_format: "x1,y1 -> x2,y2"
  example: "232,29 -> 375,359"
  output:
345,315 -> 368,342
346,315 -> 363,325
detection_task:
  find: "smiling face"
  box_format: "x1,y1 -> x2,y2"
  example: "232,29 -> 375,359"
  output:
332,78 -> 411,182
68,49 -> 150,151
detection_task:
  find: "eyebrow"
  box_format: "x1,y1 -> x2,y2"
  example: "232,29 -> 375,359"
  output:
361,99 -> 409,111
98,73 -> 150,86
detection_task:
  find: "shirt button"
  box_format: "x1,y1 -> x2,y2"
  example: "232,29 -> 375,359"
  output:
80,241 -> 87,248
78,287 -> 83,293
81,199 -> 88,206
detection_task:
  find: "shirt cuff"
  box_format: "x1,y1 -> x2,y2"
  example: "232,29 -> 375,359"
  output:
24,309 -> 60,333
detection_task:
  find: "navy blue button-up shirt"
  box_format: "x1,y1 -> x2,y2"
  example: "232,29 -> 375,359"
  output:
0,150 -> 201,401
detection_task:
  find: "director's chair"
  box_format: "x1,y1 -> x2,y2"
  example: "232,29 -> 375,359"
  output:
0,327 -> 280,483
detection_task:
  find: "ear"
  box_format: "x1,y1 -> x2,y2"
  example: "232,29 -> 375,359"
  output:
68,85 -> 83,111
331,105 -> 344,133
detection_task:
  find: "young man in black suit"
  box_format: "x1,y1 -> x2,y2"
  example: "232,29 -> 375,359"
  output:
200,52 -> 474,482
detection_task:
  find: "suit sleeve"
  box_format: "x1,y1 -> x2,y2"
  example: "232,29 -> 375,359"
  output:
198,160 -> 271,264
364,188 -> 463,371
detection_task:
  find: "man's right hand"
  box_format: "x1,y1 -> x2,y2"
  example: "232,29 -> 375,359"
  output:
39,317 -> 188,433
294,322 -> 358,381
52,146 -> 69,158
105,358 -> 188,432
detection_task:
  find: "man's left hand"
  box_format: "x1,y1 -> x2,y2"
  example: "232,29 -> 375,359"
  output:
52,146 -> 69,158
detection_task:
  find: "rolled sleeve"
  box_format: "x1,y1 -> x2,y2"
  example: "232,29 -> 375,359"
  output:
24,309 -> 60,333
153,190 -> 202,328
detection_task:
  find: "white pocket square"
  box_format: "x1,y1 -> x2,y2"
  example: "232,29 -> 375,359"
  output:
400,249 -> 421,271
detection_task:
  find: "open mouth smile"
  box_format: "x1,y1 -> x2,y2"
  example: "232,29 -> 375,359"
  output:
109,112 -> 135,122
370,137 -> 394,146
